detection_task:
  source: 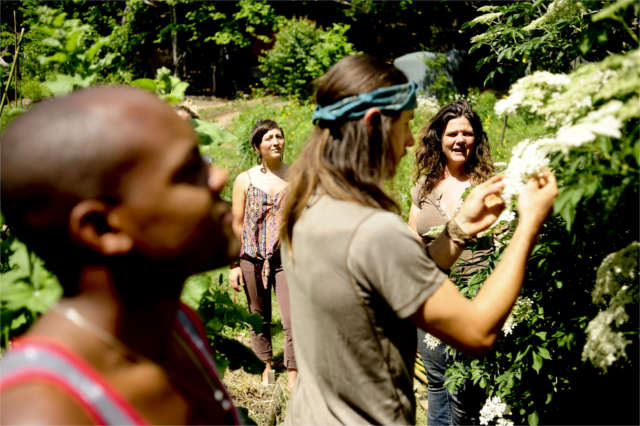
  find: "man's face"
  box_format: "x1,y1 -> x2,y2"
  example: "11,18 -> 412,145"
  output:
114,105 -> 239,275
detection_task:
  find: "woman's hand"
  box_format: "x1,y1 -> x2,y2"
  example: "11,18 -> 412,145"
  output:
517,170 -> 558,231
453,175 -> 506,236
229,267 -> 245,292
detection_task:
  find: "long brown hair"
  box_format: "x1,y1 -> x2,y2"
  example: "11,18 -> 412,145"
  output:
414,100 -> 494,202
280,54 -> 408,250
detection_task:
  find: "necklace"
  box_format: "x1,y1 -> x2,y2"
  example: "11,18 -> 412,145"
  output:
51,305 -> 145,362
51,305 -> 237,417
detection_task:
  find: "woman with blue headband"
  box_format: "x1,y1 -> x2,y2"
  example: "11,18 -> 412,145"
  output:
280,54 -> 557,424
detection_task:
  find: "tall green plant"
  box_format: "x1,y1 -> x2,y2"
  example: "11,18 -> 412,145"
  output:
258,18 -> 356,99
465,0 -> 638,87
33,5 -> 116,96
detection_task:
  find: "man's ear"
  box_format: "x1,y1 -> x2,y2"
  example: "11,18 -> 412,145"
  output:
363,107 -> 382,136
69,200 -> 134,255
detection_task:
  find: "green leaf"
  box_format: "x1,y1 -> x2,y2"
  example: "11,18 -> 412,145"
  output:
169,81 -> 189,102
86,38 -> 107,61
535,331 -> 547,340
532,351 -> 543,373
65,29 -> 82,53
193,120 -> 238,146
538,346 -> 551,360
44,73 -> 75,96
41,37 -> 63,49
52,11 -> 67,27
38,52 -> 68,65
130,78 -> 158,93
593,0 -> 635,21
579,33 -> 594,55
528,411 -> 540,426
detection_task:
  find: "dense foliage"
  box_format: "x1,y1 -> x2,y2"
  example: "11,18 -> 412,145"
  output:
465,0 -> 639,88
258,19 -> 355,99
434,3 -> 639,424
1,0 -> 483,98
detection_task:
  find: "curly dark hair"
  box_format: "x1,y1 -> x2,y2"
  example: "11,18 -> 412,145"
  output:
414,100 -> 494,202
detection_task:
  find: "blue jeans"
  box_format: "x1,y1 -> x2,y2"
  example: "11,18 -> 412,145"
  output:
417,329 -> 482,426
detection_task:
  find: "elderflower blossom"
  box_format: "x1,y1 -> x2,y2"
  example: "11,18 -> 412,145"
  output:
583,242 -> 639,371
423,333 -> 442,350
470,11 -> 504,26
416,95 -> 440,117
479,396 -> 513,426
582,302 -> 631,371
501,138 -> 550,205
502,296 -> 534,335
591,242 -> 639,304
494,71 -> 570,116
524,0 -> 585,31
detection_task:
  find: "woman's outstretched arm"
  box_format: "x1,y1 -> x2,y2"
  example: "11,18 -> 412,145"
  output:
412,171 -> 558,355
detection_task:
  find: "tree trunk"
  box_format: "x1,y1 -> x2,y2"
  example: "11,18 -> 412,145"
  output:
171,5 -> 178,77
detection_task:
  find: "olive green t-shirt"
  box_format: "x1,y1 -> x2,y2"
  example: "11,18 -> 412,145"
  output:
283,194 -> 446,425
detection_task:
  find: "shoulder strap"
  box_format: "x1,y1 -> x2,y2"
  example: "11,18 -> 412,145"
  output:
176,303 -> 242,425
246,169 -> 253,185
0,338 -> 148,425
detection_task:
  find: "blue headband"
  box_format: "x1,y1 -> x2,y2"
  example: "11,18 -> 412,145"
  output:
312,81 -> 418,124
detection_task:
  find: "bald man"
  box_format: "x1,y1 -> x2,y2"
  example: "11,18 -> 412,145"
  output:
0,87 -> 242,424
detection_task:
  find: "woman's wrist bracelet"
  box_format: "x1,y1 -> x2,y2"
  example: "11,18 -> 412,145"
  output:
230,260 -> 240,269
445,219 -> 477,248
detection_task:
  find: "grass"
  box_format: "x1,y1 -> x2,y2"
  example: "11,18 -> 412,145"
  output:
183,91 -> 546,425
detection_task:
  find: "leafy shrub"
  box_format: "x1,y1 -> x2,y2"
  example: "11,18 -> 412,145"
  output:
258,18 -> 356,99
442,48 -> 640,425
465,0 -> 638,87
0,225 -> 62,349
131,66 -> 189,104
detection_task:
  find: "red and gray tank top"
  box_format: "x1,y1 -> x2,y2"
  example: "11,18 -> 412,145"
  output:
0,304 -> 241,425
240,170 -> 286,288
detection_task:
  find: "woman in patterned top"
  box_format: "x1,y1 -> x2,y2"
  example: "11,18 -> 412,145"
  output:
229,119 -> 297,391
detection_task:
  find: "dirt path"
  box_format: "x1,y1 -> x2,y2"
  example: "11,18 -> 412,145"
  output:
186,96 -> 287,129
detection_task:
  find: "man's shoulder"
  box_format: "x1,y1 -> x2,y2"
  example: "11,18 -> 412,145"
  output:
1,379 -> 96,424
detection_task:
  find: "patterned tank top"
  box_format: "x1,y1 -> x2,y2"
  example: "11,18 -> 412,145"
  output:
240,172 -> 286,288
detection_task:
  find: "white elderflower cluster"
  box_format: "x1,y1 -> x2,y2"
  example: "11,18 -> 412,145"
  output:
479,395 -> 513,426
582,242 -> 639,371
423,333 -> 442,350
592,241 -> 639,304
416,95 -> 440,118
494,71 -> 570,116
502,296 -> 534,335
524,0 -> 585,32
582,302 -> 631,371
501,138 -> 550,205
492,97 -> 623,226
470,11 -> 504,26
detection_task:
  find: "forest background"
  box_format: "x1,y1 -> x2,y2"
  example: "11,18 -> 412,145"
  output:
1,1 -> 639,425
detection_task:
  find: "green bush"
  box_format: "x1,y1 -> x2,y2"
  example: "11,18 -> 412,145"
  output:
258,18 -> 356,99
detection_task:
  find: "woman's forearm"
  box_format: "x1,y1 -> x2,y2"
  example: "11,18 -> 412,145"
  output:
469,220 -> 539,341
426,230 -> 464,270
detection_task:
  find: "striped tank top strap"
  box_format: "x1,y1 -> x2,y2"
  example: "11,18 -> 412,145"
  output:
176,303 -> 242,425
0,338 -> 148,425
